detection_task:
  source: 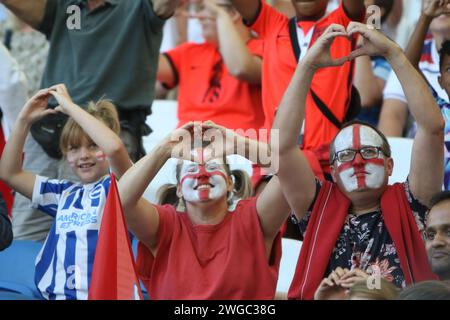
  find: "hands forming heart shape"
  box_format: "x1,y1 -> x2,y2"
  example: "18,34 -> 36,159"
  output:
303,21 -> 402,70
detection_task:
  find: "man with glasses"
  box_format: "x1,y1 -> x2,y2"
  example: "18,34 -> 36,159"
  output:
272,22 -> 443,299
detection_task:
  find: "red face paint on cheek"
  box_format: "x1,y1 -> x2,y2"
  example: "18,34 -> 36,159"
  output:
66,153 -> 77,168
336,125 -> 386,191
95,151 -> 106,162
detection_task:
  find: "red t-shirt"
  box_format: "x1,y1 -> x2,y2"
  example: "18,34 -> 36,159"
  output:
164,40 -> 265,138
136,198 -> 282,300
248,1 -> 363,153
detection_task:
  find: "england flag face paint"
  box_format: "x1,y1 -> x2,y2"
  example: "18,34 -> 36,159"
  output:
180,159 -> 228,203
334,125 -> 387,193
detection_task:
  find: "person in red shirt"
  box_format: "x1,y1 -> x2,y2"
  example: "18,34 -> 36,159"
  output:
117,123 -> 290,299
157,0 -> 264,140
229,0 -> 366,176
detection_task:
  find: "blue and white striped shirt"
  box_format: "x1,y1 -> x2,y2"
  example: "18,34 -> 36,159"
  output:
31,175 -> 111,300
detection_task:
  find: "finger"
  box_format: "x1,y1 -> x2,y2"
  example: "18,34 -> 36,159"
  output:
323,278 -> 335,287
340,276 -> 367,287
322,31 -> 349,45
335,267 -> 346,278
340,269 -> 356,281
54,106 -> 63,113
348,47 -> 368,60
341,268 -> 368,281
329,271 -> 341,285
32,89 -> 50,100
324,23 -> 346,35
48,91 -> 62,100
347,21 -> 366,34
41,108 -> 59,117
330,56 -> 349,67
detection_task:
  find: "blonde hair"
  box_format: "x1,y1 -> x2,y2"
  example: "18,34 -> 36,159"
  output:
59,100 -> 120,155
347,279 -> 399,300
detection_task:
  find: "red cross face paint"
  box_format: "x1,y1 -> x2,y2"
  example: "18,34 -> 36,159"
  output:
180,159 -> 228,203
334,125 -> 386,193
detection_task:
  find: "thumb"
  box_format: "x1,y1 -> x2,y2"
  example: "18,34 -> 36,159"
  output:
54,106 -> 63,113
348,46 -> 368,60
41,108 -> 59,117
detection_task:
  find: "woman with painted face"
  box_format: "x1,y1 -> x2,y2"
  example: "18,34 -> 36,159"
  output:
117,123 -> 290,300
0,84 -> 132,299
272,23 -> 444,300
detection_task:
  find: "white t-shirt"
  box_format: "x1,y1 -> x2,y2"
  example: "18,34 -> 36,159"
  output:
383,37 -> 447,104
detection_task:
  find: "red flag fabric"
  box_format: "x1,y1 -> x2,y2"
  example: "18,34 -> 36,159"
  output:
88,173 -> 143,300
0,125 -> 14,216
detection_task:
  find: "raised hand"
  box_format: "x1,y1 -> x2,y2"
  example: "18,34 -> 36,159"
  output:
338,268 -> 370,289
48,84 -> 76,115
347,21 -> 401,60
163,121 -> 207,162
303,23 -> 350,70
202,0 -> 227,18
314,267 -> 349,300
18,89 -> 57,125
423,0 -> 450,18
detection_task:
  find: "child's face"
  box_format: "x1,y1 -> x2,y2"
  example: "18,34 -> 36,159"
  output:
65,136 -> 109,184
291,0 -> 329,19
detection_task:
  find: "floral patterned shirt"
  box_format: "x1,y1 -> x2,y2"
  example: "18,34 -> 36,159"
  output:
293,180 -> 428,288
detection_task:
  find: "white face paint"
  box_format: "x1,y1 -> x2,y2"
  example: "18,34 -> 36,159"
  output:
334,125 -> 387,193
180,159 -> 228,203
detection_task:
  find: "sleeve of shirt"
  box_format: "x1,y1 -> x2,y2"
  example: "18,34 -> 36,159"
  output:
245,0 -> 288,38
37,0 -> 58,38
0,194 -> 13,251
154,204 -> 178,249
246,38 -> 264,58
144,0 -> 167,33
383,71 -> 407,103
135,203 -> 177,286
291,179 -> 322,240
372,57 -> 392,82
31,175 -> 73,218
163,43 -> 191,89
402,178 -> 429,233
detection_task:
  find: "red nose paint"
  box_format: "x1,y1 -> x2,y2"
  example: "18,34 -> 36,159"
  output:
180,165 -> 227,201
336,125 -> 385,189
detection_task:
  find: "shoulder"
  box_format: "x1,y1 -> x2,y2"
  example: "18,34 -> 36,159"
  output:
35,175 -> 75,194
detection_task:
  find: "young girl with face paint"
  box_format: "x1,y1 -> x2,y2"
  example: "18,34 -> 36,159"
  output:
117,122 -> 291,300
0,84 -> 132,299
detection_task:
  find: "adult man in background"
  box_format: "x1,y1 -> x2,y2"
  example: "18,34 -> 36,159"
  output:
0,0 -> 180,241
426,191 -> 450,281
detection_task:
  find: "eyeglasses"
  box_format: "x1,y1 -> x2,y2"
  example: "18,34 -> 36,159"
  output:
332,146 -> 386,164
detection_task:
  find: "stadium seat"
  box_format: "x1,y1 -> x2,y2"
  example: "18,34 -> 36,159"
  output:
387,137 -> 413,184
0,240 -> 42,300
276,238 -> 302,297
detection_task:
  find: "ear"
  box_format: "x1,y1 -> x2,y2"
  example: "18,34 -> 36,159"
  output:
227,175 -> 234,193
386,157 -> 394,176
233,13 -> 242,23
330,164 -> 338,183
176,184 -> 183,199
